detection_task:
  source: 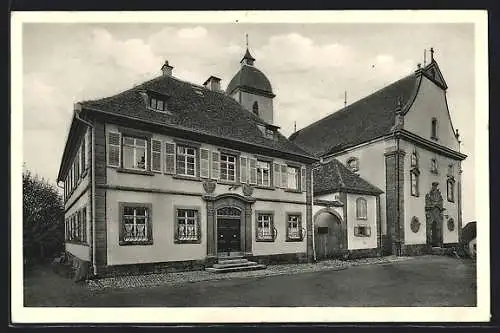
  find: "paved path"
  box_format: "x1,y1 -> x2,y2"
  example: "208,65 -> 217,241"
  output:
24,255 -> 476,307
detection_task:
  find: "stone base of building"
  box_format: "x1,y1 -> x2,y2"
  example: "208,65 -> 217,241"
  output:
248,252 -> 308,265
91,252 -> 309,278
346,248 -> 382,259
381,235 -> 392,255
63,251 -> 91,282
94,259 -> 208,278
401,242 -> 460,256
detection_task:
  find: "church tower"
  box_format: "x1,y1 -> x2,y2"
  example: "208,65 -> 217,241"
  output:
226,46 -> 276,124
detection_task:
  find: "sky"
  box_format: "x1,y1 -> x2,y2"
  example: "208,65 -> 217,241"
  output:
22,22 -> 476,222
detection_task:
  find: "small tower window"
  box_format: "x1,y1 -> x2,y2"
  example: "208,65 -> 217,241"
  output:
252,101 -> 259,116
431,117 -> 438,140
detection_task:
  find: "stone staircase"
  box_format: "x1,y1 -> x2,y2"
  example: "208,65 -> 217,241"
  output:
205,257 -> 266,274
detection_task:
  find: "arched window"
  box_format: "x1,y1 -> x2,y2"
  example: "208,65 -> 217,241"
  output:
356,197 -> 367,220
252,101 -> 259,116
346,157 -> 359,172
447,178 -> 455,202
431,117 -> 438,140
411,149 -> 418,167
410,169 -> 419,197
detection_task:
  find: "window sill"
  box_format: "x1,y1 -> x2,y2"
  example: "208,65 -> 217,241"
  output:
411,194 -> 420,198
254,185 -> 275,191
119,240 -> 153,246
284,189 -> 302,194
218,180 -> 240,186
447,199 -> 455,203
356,217 -> 368,221
65,240 -> 89,246
285,238 -> 304,242
173,174 -> 202,182
354,235 -> 371,238
256,238 -> 275,243
174,239 -> 202,244
431,136 -> 439,141
117,168 -> 155,176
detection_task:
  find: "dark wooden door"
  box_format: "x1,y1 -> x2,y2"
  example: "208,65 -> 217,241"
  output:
217,218 -> 241,254
431,221 -> 439,246
315,213 -> 343,259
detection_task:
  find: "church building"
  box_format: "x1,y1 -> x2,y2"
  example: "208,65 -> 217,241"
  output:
290,48 -> 467,257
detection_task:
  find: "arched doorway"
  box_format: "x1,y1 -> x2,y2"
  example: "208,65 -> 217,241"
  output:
314,209 -> 346,259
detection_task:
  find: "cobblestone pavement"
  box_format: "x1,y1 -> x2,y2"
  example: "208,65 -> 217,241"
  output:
87,255 -> 413,290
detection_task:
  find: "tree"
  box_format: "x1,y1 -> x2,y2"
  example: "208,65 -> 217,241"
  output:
23,168 -> 64,265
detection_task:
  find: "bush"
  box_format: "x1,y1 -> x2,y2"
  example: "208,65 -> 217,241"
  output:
23,168 -> 64,265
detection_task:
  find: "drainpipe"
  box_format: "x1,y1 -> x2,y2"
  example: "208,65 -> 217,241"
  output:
311,165 -> 317,262
74,109 -> 97,276
395,134 -> 401,256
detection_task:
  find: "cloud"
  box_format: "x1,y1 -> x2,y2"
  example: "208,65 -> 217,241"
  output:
177,26 -> 207,39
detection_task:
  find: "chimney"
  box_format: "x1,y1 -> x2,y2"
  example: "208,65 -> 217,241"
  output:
161,60 -> 173,76
203,76 -> 222,92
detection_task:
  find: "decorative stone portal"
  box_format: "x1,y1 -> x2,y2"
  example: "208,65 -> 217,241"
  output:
425,182 -> 445,247
203,193 -> 256,259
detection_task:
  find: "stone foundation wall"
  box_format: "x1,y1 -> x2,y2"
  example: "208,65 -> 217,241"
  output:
249,252 -> 308,265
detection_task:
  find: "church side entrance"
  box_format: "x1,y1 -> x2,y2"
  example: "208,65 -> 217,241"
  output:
425,182 -> 444,248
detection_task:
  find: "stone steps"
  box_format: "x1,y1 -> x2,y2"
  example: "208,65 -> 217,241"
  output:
205,257 -> 267,274
431,247 -> 453,256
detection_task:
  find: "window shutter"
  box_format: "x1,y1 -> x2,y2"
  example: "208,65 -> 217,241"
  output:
151,139 -> 162,172
240,156 -> 248,183
164,142 -> 176,174
367,226 -> 372,237
354,226 -> 359,236
107,132 -> 121,167
280,164 -> 288,188
249,158 -> 257,184
301,166 -> 306,192
273,163 -> 280,187
211,151 -> 220,180
200,148 -> 210,178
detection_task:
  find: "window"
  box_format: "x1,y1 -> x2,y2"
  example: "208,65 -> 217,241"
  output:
346,157 -> 359,172
356,197 -> 367,220
410,169 -> 419,197
65,207 -> 87,243
256,160 -> 270,187
220,153 -> 236,182
256,213 -> 274,241
79,143 -> 85,175
150,97 -> 166,111
200,148 -> 210,178
447,178 -> 455,202
123,136 -> 147,170
287,166 -> 299,190
354,225 -> 371,237
430,158 -> 438,174
431,118 -> 438,140
175,208 -> 200,243
120,204 -> 152,245
240,156 -> 248,183
411,150 -> 418,167
286,214 -> 303,241
176,146 -> 196,176
252,101 -> 259,116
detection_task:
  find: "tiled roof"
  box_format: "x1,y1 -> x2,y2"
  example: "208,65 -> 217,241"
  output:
226,64 -> 274,96
290,73 -> 420,157
80,74 -> 314,161
313,159 -> 383,195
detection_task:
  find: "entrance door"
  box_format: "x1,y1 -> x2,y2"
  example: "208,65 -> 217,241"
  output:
431,221 -> 439,246
314,211 -> 343,259
216,207 -> 242,255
